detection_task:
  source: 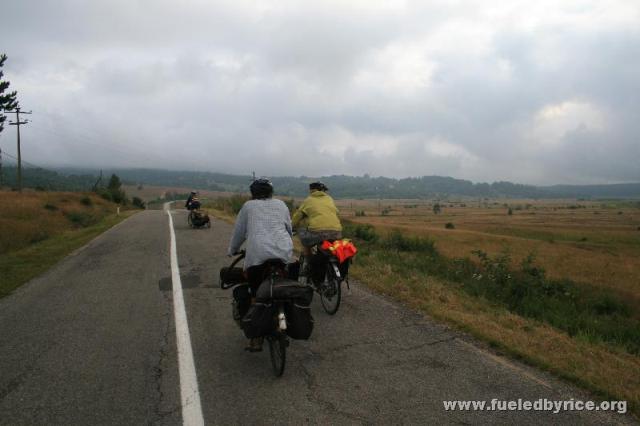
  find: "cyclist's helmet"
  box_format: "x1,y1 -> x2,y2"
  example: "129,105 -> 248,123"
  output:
309,181 -> 328,192
250,178 -> 273,199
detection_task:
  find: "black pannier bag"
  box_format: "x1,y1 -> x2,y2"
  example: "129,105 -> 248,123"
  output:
255,278 -> 313,303
254,278 -> 314,340
219,267 -> 246,286
285,302 -> 314,340
241,302 -> 275,339
286,261 -> 300,281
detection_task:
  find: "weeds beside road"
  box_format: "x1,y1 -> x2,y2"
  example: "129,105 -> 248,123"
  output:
0,191 -> 136,297
343,222 -> 640,415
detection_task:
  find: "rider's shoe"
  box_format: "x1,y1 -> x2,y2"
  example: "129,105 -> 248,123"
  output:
245,337 -> 264,352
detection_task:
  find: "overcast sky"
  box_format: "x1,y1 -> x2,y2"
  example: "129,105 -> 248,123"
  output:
1,0 -> 639,185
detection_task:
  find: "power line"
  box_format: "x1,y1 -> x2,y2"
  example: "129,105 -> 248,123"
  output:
0,150 -> 49,170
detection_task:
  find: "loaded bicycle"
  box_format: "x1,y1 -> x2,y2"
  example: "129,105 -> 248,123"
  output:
220,251 -> 313,377
299,239 -> 356,315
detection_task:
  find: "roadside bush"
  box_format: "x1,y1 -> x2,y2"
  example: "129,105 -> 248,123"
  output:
210,194 -> 251,215
80,196 -> 92,206
463,250 -> 640,354
445,222 -> 455,229
132,196 -> 146,209
43,203 -> 58,211
64,211 -> 95,228
355,210 -> 366,217
29,230 -> 49,243
343,222 -> 379,243
383,229 -> 436,254
368,243 -> 640,355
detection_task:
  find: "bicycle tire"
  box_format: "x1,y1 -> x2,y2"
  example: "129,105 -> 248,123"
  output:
268,334 -> 287,377
320,265 -> 341,315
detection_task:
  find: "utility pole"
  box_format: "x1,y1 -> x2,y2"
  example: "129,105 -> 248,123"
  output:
8,107 -> 31,192
0,147 -> 3,188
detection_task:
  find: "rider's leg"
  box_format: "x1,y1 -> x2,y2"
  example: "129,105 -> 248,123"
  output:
245,264 -> 267,352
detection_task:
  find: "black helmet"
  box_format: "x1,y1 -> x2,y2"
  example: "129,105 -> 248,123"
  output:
250,178 -> 273,199
309,181 -> 328,192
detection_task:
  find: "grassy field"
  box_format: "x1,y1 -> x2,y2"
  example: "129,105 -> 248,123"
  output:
336,198 -> 640,300
332,198 -> 640,413
0,190 -> 135,297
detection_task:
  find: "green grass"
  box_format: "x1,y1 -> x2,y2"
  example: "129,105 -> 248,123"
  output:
0,214 -> 128,298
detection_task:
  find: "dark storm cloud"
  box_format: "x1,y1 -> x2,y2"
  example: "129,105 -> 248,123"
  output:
1,0 -> 638,184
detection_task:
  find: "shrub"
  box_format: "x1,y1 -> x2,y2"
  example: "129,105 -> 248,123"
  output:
355,210 -> 366,217
521,253 -> 545,279
445,222 -> 455,229
65,212 -> 95,227
343,222 -> 379,243
383,229 -> 436,254
508,207 -> 513,215
80,196 -> 92,206
210,194 -> 251,215
97,188 -> 112,202
284,198 -> 296,213
43,203 -> 58,211
29,230 -> 49,243
132,196 -> 146,209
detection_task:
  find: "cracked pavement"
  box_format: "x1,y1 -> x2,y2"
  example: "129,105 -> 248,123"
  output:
0,209 -> 636,425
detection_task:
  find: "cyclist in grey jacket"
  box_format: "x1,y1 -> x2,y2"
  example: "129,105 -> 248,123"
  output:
227,178 -> 293,351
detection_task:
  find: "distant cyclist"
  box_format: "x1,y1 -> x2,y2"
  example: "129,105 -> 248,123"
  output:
292,181 -> 342,278
227,178 -> 294,352
185,191 -> 201,210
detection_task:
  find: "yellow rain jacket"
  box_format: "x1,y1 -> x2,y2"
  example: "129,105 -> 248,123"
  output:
292,191 -> 342,232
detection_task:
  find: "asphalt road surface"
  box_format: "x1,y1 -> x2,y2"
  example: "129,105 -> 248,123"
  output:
0,206 -> 635,425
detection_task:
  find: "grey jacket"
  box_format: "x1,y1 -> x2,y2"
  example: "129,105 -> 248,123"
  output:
227,198 -> 293,269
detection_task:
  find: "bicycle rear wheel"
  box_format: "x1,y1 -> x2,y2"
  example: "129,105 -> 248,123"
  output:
267,334 -> 287,377
320,266 -> 341,315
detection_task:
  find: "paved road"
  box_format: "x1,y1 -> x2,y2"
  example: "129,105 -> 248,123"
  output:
0,207 -> 635,425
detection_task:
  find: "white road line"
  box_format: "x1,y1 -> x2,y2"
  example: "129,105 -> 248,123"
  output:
166,204 -> 205,426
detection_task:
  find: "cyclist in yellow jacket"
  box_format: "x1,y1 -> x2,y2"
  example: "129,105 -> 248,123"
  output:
292,181 -> 342,278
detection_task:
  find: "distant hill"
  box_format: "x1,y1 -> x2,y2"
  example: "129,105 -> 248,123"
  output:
53,168 -> 640,200
5,166 -> 638,199
1,166 -> 97,191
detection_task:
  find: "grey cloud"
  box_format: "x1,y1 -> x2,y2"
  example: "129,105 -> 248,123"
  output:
1,1 -> 639,185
